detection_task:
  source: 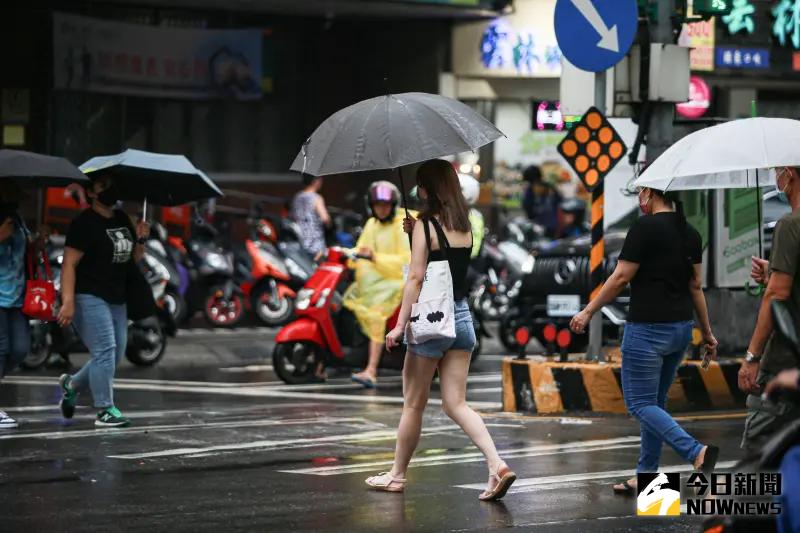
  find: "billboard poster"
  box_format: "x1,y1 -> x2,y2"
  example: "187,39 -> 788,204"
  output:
53,13 -> 262,100
713,188 -> 762,288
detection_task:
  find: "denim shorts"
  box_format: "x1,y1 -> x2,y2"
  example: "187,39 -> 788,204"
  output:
407,299 -> 476,358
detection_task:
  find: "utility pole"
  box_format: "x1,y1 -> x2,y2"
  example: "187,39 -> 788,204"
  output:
586,70 -> 606,361
646,0 -> 677,162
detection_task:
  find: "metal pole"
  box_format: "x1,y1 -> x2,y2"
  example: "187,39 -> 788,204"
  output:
586,71 -> 607,361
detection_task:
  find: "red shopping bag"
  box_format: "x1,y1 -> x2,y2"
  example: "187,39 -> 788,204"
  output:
22,247 -> 57,321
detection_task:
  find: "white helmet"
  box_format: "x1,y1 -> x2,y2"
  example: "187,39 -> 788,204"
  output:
458,174 -> 480,206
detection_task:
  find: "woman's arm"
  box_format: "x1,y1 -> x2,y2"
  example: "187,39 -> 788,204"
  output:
689,264 -> 712,339
315,196 -> 332,227
386,221 -> 428,347
570,260 -> 638,333
57,247 -> 84,327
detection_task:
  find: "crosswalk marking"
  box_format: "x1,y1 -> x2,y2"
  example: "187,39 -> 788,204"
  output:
281,436 -> 642,475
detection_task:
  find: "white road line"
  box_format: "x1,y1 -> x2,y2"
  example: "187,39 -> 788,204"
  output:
281,437 -> 643,475
108,425 -> 462,460
0,416 -> 377,441
467,387 -> 503,394
0,404 -> 89,413
219,365 -> 274,373
455,460 -> 740,492
3,377 -> 502,408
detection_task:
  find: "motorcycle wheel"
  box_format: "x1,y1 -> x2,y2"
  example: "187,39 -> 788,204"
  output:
22,321 -> 52,369
203,286 -> 245,328
272,342 -> 321,385
164,290 -> 187,325
126,323 -> 167,366
251,285 -> 295,327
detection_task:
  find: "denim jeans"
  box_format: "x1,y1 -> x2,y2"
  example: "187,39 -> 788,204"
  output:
621,321 -> 704,472
0,307 -> 29,378
71,294 -> 127,409
777,445 -> 800,533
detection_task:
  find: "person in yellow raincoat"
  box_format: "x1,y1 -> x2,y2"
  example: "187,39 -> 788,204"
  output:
347,181 -> 412,388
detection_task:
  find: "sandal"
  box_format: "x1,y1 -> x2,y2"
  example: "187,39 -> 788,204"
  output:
479,462 -> 516,501
351,373 -> 377,389
698,445 -> 720,474
612,479 -> 636,496
365,472 -> 406,493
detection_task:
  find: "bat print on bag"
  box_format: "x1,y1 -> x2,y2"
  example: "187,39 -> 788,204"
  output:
426,311 -> 445,323
105,227 -> 134,264
410,315 -> 419,323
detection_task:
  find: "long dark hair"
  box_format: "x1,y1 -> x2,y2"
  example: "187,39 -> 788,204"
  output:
416,159 -> 471,232
651,188 -> 695,280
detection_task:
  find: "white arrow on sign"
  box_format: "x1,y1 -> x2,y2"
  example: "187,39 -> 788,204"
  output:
570,0 -> 620,53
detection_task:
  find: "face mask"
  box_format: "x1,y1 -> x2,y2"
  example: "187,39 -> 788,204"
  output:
777,170 -> 791,205
96,185 -> 120,207
638,191 -> 653,215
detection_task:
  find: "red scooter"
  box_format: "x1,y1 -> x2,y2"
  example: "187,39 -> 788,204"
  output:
272,247 -> 405,384
237,219 -> 303,327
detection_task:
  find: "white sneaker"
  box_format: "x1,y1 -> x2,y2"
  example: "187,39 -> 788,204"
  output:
0,410 -> 18,429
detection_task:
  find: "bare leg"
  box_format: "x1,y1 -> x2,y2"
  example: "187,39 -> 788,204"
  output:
353,341 -> 384,383
388,352 -> 439,480
438,350 -> 504,492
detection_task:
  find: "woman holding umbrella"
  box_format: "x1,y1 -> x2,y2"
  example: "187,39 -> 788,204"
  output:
570,186 -> 719,494
57,175 -> 150,428
366,160 -> 516,501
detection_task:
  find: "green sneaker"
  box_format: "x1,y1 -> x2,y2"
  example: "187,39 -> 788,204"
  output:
96,407 -> 130,428
58,374 -> 76,419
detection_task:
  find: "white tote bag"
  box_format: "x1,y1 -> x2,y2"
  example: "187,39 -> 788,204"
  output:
406,219 -> 456,345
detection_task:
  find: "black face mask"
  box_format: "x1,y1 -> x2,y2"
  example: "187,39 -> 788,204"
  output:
96,185 -> 120,207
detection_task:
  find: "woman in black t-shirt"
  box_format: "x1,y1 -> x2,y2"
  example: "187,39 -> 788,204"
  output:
55,176 -> 150,428
570,186 -> 719,495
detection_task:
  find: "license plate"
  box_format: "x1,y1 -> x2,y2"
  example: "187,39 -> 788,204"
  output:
547,295 -> 581,317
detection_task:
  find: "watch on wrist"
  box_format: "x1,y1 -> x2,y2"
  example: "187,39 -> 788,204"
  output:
745,351 -> 762,364
136,236 -> 147,245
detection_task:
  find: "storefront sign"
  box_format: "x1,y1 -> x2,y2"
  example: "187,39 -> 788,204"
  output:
680,18 -> 716,71
676,76 -> 711,118
772,0 -> 800,49
453,0 -> 561,78
722,0 -> 756,35
53,12 -> 263,100
715,46 -> 770,68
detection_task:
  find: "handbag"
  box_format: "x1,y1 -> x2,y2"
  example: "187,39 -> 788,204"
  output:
405,217 -> 456,345
22,246 -> 57,321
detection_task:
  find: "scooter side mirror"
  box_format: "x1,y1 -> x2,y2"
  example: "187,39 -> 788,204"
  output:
771,299 -> 800,354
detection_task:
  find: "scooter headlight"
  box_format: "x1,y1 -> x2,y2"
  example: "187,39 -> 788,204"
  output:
296,288 -> 314,310
206,252 -> 228,271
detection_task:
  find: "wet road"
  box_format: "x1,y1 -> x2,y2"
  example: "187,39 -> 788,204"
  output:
0,327 -> 748,532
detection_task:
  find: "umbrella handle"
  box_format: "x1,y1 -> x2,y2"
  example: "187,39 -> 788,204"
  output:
744,280 -> 764,297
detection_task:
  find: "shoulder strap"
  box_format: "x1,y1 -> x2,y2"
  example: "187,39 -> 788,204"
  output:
422,217 -> 433,255
429,217 -> 450,263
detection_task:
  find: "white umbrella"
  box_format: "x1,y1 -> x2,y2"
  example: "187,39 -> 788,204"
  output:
631,117 -> 800,191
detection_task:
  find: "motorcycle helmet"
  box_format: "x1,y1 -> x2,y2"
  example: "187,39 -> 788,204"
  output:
458,174 -> 480,206
366,180 -> 400,222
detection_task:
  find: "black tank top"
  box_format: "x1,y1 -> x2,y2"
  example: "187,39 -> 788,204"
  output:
423,217 -> 472,301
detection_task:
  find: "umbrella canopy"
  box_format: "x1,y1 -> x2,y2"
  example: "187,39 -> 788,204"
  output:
290,92 -> 504,177
632,117 -> 800,191
0,149 -> 88,187
80,149 -> 222,206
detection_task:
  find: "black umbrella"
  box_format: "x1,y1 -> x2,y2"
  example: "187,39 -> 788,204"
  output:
0,149 -> 88,187
79,149 -> 223,213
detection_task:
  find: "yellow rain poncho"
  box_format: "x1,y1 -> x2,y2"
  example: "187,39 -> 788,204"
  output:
343,212 -> 412,343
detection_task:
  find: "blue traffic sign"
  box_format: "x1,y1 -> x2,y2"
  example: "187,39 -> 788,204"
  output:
554,0 -> 638,73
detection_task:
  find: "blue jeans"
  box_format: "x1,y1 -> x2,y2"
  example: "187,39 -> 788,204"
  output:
777,445 -> 800,533
621,321 -> 704,472
71,294 -> 127,409
0,307 -> 29,378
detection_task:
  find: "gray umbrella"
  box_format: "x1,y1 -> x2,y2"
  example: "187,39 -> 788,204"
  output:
290,92 -> 504,177
0,149 -> 88,187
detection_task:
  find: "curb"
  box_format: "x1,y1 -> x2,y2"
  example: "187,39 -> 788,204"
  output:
501,358 -> 747,414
